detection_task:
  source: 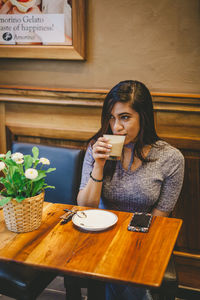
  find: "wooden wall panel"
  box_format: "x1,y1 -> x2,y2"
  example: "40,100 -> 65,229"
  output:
174,253 -> 200,289
5,103 -> 101,142
156,111 -> 200,140
0,86 -> 200,290
173,151 -> 200,252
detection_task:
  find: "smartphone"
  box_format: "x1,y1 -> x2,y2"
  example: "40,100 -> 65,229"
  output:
127,212 -> 152,233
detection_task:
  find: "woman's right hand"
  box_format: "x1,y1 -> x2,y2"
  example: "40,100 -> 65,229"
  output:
77,136 -> 112,207
92,137 -> 112,168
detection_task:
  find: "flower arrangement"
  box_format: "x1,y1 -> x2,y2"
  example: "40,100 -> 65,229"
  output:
0,147 -> 56,207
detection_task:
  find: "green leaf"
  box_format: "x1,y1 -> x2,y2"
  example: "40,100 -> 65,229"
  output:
1,180 -> 14,195
12,169 -> 22,183
0,177 -> 6,184
8,165 -> 18,179
5,151 -> 11,159
44,185 -> 55,189
0,196 -> 12,207
33,159 -> 40,168
0,187 -> 9,196
31,179 -> 45,196
33,172 -> 46,182
15,196 -> 26,203
5,159 -> 17,167
12,171 -> 25,194
5,189 -> 15,196
24,155 -> 34,170
32,147 -> 39,160
46,168 -> 56,173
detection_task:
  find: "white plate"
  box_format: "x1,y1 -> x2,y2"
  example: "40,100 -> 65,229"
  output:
72,209 -> 118,232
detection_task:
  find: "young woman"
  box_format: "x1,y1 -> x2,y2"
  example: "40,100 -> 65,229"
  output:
77,80 -> 184,300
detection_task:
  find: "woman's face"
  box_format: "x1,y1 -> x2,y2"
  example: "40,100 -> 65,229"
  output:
109,102 -> 140,145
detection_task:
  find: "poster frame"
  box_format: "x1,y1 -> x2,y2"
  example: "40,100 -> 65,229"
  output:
0,0 -> 85,60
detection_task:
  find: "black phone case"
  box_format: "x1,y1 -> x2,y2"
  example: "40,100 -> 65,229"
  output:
127,213 -> 152,233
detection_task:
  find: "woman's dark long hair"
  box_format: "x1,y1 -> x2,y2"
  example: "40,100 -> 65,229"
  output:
90,80 -> 160,176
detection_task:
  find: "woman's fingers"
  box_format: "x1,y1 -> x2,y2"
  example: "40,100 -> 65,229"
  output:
93,144 -> 110,153
95,137 -> 112,149
93,139 -> 111,153
93,146 -> 110,158
95,153 -> 110,159
92,137 -> 112,160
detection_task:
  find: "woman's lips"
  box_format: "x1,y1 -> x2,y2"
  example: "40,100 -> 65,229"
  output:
112,133 -> 127,136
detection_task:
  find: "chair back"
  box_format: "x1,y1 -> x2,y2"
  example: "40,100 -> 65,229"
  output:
12,142 -> 84,205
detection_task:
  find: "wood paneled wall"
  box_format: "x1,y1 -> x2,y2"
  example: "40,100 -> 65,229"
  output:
0,86 -> 200,290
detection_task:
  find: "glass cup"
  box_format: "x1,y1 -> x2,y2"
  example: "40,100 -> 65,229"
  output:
103,134 -> 126,160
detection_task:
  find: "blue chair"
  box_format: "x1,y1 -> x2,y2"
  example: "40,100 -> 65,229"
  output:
12,142 -> 84,204
0,142 -> 84,300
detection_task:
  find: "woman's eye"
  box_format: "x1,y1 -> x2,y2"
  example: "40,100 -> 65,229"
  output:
109,115 -> 115,120
121,115 -> 129,120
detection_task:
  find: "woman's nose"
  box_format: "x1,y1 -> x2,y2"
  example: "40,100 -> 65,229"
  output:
113,119 -> 123,132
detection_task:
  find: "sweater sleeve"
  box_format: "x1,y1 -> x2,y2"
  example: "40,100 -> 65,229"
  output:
155,148 -> 185,212
79,145 -> 94,190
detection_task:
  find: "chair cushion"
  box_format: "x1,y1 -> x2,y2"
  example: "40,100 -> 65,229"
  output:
0,261 -> 56,300
12,142 -> 84,204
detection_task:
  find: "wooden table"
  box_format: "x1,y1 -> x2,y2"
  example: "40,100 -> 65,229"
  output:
0,203 -> 182,288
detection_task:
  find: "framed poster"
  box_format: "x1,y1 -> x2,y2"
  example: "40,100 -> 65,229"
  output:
0,0 -> 85,60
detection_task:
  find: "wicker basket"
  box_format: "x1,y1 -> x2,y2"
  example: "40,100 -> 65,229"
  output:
3,191 -> 44,233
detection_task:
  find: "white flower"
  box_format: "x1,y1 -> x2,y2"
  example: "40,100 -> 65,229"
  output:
25,168 -> 38,180
11,152 -> 24,164
39,157 -> 50,165
0,154 -> 6,158
0,162 -> 5,171
16,158 -> 24,164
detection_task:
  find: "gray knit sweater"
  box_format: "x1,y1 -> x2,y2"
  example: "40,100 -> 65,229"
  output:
79,140 -> 184,213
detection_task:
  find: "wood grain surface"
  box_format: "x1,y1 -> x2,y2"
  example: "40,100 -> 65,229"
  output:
0,203 -> 182,288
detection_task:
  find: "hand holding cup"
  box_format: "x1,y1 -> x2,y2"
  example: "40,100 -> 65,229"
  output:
92,136 -> 112,167
103,135 -> 126,160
